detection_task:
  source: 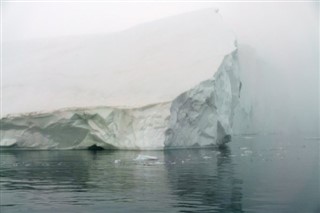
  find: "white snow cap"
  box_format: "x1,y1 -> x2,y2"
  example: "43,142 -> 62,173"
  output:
3,8 -> 235,115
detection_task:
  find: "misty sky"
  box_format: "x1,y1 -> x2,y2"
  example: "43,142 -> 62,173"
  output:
3,1 -> 317,41
1,2 -> 233,41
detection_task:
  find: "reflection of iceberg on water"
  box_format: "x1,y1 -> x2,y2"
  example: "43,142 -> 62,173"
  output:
164,148 -> 244,212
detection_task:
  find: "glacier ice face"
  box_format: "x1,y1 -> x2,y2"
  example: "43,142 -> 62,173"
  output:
165,52 -> 240,148
0,51 -> 241,150
1,103 -> 171,150
0,9 -> 243,150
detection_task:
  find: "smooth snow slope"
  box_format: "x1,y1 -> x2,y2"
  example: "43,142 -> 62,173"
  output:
2,8 -> 235,115
1,9 -> 241,150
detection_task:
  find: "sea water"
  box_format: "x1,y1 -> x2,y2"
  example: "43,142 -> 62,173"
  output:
0,135 -> 319,213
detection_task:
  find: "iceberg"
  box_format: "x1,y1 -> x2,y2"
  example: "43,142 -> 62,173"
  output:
1,9 -> 242,150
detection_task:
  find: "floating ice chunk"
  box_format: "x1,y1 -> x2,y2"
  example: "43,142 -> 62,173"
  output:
243,136 -> 253,140
240,147 -> 249,150
153,161 -> 164,165
114,159 -> 121,164
134,155 -> 158,161
203,156 -> 212,159
241,149 -> 253,157
0,139 -> 17,147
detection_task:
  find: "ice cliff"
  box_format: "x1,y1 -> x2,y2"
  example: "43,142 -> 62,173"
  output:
1,9 -> 242,150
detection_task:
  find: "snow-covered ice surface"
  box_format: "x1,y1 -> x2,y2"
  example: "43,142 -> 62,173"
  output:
1,9 -> 243,150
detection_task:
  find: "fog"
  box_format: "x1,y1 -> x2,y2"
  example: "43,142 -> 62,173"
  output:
2,2 -> 319,136
219,2 -> 319,136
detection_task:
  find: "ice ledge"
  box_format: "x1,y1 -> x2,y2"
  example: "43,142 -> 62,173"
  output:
0,50 -> 241,150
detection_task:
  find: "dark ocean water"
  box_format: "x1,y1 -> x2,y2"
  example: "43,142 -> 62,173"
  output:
0,135 -> 319,213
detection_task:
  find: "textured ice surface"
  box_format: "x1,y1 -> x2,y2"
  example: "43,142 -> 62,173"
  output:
1,9 -> 243,150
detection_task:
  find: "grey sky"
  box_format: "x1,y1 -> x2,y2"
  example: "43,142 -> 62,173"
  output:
3,2 -> 222,41
3,1 -> 316,42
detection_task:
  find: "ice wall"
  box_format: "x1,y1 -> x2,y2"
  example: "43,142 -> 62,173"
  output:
165,51 -> 241,148
0,51 -> 241,150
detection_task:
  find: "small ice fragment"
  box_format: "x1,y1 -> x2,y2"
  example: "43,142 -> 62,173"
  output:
153,161 -> 164,165
240,149 -> 253,157
244,136 -> 253,139
114,159 -> 121,164
0,139 -> 17,147
134,155 -> 158,161
203,156 -> 211,159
